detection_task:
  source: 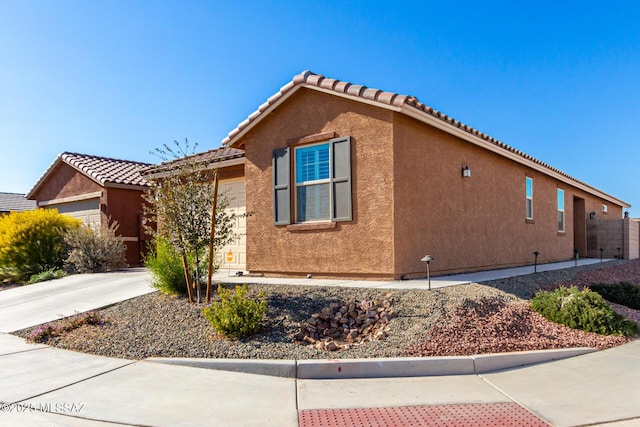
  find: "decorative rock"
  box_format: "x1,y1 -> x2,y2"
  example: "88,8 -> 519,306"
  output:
293,298 -> 397,351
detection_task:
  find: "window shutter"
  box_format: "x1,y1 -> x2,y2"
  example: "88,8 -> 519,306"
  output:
273,147 -> 291,225
330,136 -> 352,222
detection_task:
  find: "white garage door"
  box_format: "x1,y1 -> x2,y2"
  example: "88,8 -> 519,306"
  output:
217,178 -> 246,272
48,198 -> 101,228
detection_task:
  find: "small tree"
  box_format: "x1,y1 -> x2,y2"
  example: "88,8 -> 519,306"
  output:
143,139 -> 239,303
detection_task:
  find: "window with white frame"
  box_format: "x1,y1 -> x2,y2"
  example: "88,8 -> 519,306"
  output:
557,189 -> 565,232
526,177 -> 533,220
272,136 -> 352,225
295,143 -> 331,222
602,204 -> 608,213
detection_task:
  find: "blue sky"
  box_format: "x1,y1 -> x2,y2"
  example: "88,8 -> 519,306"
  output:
1,1 -> 639,213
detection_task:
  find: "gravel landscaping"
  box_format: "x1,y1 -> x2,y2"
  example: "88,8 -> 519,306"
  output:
13,260 -> 640,360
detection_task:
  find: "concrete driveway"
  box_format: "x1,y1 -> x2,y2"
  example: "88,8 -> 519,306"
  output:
0,268 -> 154,333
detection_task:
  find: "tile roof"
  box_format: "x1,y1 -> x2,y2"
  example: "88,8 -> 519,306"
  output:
27,152 -> 152,198
140,147 -> 245,178
0,192 -> 37,212
222,70 -> 629,208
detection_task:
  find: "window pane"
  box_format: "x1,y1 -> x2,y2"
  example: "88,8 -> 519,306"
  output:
296,144 -> 330,183
558,211 -> 564,231
526,177 -> 533,198
526,199 -> 533,219
557,189 -> 564,210
297,183 -> 330,221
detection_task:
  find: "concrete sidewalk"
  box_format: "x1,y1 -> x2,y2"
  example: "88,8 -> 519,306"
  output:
0,268 -> 154,333
214,258 -> 612,289
1,333 -> 639,426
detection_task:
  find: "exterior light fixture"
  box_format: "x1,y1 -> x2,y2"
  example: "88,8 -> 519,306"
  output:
421,255 -> 434,290
461,164 -> 471,178
532,251 -> 540,273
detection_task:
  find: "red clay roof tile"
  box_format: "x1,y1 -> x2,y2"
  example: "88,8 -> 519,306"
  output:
220,70 -> 628,207
60,152 -> 151,187
139,147 -> 244,177
27,152 -> 152,199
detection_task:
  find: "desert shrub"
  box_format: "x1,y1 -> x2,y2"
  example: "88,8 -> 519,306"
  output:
144,237 -> 188,295
64,221 -> 127,273
590,282 -> 640,310
531,286 -> 639,337
202,284 -> 267,339
28,268 -> 66,284
27,311 -> 104,343
0,209 -> 81,280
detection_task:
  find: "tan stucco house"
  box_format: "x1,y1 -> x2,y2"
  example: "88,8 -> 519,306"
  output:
27,152 -> 152,266
140,147 -> 247,271
220,70 -> 630,279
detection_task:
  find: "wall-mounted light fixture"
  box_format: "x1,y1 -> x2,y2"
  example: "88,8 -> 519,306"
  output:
461,164 -> 471,178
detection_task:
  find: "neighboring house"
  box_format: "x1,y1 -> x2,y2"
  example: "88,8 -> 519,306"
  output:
27,152 -> 152,266
140,147 -> 246,272
0,192 -> 37,215
219,70 -> 630,279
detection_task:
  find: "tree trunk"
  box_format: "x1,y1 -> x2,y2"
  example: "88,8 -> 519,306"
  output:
206,171 -> 219,304
181,253 -> 193,303
195,249 -> 201,304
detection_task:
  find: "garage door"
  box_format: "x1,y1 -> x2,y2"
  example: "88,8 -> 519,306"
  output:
217,178 -> 246,272
48,198 -> 101,228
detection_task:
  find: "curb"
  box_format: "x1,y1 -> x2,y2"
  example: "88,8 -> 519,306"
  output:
145,347 -> 597,379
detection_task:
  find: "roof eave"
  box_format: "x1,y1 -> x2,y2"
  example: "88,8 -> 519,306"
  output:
26,155 -> 66,199
399,105 -> 630,208
104,182 -> 149,191
224,85 -> 305,148
141,157 -> 245,180
221,71 -> 629,210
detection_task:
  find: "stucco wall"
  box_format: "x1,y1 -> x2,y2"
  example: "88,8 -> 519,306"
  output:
103,187 -> 148,265
31,163 -> 150,266
392,113 -> 624,277
32,163 -> 103,202
236,88 -> 626,279
241,88 -> 396,278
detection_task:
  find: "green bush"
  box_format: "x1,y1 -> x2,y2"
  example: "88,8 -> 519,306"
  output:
590,282 -> 640,310
144,237 -> 187,295
28,268 -> 66,284
202,284 -> 267,339
64,221 -> 127,273
0,209 -> 81,280
531,286 -> 639,337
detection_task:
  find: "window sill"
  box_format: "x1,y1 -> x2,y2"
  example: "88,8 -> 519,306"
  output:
286,222 -> 337,232
557,231 -> 566,237
526,219 -> 535,224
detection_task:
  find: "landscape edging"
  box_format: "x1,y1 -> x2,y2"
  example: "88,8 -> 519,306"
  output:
145,347 -> 597,379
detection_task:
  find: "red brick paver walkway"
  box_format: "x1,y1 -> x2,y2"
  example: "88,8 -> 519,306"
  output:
299,402 -> 550,427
